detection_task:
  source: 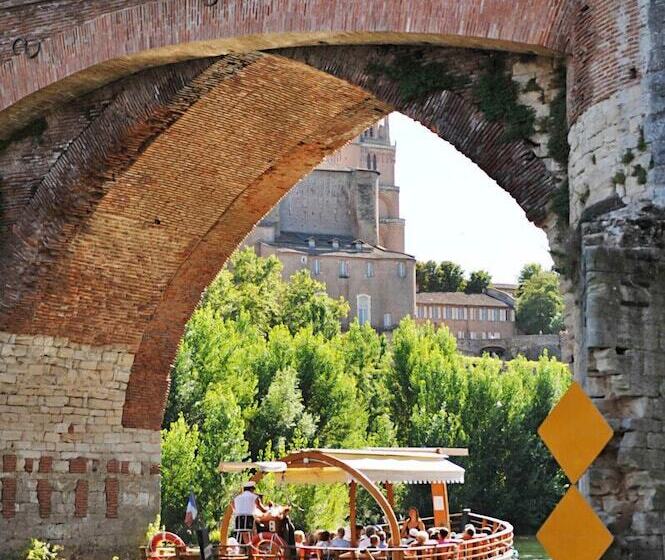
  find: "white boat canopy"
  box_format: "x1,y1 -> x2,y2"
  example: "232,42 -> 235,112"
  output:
218,448 -> 465,485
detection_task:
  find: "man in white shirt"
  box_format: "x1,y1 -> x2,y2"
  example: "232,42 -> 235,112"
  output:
232,481 -> 267,543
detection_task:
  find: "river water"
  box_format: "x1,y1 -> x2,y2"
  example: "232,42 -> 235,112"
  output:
514,536 -> 550,560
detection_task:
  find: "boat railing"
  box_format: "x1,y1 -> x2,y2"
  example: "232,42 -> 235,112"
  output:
162,511 -> 513,560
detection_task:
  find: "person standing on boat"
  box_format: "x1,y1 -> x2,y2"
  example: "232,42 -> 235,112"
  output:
232,481 -> 267,543
401,507 -> 425,538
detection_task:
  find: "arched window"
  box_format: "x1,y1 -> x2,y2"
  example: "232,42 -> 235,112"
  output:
366,153 -> 371,169
357,294 -> 371,326
372,154 -> 377,170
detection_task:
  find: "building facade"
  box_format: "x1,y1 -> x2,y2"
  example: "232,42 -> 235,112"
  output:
415,288 -> 563,360
244,117 -> 416,332
415,292 -> 516,341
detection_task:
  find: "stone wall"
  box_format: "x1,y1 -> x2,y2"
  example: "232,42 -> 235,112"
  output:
579,203 -> 665,558
278,169 -> 380,245
457,334 -> 562,361
0,332 -> 158,556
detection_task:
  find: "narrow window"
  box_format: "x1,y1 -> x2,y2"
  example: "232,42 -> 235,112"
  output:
339,260 -> 349,278
372,154 -> 377,170
367,154 -> 371,168
313,259 -> 321,276
398,262 -> 406,278
357,294 -> 371,326
366,262 -> 374,278
383,313 -> 392,329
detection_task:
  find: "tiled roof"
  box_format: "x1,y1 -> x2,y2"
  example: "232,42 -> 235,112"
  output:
416,292 -> 510,308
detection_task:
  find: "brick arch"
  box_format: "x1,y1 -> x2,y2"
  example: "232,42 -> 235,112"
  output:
0,46 -> 561,434
0,0 -> 575,135
280,45 -> 561,225
0,52 -> 392,436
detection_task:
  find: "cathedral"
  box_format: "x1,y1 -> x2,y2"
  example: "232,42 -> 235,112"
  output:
243,116 -> 416,332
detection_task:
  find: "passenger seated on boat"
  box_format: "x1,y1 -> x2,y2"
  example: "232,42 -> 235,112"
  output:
377,531 -> 387,549
458,525 -> 480,560
462,524 -> 476,540
346,535 -> 385,560
295,530 -> 306,560
401,507 -> 426,538
315,530 -> 334,560
409,531 -> 429,547
404,531 -> 435,560
331,528 -> 350,548
403,527 -> 419,545
224,536 -> 240,556
358,525 -> 377,549
436,527 -> 451,545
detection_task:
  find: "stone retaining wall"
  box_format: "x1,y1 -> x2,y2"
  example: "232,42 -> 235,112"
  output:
0,332 -> 158,555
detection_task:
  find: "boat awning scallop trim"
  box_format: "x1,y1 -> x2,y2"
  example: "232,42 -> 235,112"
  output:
281,457 -> 464,485
218,448 -> 465,485
218,461 -> 287,473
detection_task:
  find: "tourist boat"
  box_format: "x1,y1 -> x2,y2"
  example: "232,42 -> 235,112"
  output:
149,447 -> 515,559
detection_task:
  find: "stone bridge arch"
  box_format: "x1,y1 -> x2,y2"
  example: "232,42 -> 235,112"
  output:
0,45 -> 564,555
0,1 -> 663,558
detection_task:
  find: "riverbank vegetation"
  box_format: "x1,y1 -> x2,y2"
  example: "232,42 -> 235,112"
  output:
162,249 -> 570,537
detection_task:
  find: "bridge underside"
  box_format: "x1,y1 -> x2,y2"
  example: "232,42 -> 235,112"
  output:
0,1 -> 664,557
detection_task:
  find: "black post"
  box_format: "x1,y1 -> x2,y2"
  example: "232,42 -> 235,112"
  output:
197,527 -> 214,560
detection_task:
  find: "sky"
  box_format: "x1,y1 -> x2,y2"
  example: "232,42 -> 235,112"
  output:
390,112 -> 553,285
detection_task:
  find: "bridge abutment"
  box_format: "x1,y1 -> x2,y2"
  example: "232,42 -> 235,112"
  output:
0,333 -> 159,555
578,203 -> 665,559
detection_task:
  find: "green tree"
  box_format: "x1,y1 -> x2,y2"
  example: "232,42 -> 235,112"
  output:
339,322 -> 396,445
517,262 -> 544,294
465,270 -> 492,294
161,416 -> 202,535
281,270 -> 349,339
203,248 -> 283,334
249,367 -> 317,456
436,261 -> 466,292
416,260 -> 438,292
197,383 -> 249,524
516,270 -> 564,334
416,260 -> 466,292
161,249 -> 572,537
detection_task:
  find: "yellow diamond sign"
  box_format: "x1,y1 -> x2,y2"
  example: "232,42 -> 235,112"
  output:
537,486 -> 613,560
538,381 -> 613,483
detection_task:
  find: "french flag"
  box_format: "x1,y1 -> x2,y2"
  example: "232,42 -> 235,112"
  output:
184,491 -> 198,528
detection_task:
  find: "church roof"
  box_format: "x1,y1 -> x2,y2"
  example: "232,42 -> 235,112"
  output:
262,232 -> 414,260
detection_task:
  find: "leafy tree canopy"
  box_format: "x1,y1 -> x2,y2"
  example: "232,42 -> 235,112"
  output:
465,270 -> 492,294
516,265 -> 564,335
161,250 -> 570,538
416,262 -> 492,294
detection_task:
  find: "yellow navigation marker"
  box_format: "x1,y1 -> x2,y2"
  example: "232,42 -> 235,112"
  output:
537,486 -> 613,560
538,381 -> 613,483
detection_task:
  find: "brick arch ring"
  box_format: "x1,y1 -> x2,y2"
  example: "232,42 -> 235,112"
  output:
218,450 -> 402,547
